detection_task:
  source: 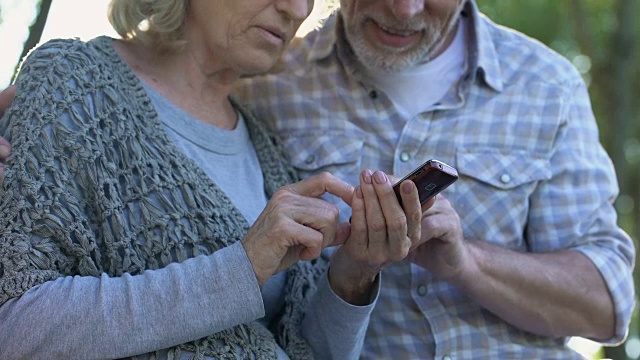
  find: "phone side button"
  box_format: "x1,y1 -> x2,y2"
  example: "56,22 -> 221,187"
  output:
417,284 -> 428,296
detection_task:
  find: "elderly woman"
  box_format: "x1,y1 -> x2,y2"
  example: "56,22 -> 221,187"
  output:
0,0 -> 424,359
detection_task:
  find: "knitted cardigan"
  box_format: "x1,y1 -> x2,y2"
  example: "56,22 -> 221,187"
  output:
0,36 -> 325,359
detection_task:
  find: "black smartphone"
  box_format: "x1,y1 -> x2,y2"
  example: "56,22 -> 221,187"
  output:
393,159 -> 459,207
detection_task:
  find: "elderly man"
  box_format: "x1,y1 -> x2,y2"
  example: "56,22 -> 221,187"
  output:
235,0 -> 636,358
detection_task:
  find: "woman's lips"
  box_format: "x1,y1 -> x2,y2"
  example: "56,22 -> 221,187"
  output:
255,26 -> 286,46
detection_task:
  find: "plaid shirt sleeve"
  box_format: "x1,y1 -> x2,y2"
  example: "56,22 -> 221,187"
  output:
527,79 -> 636,344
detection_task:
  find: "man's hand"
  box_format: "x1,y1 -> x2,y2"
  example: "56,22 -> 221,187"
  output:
241,172 -> 354,286
406,195 -> 469,280
328,169 -> 425,305
0,85 -> 16,181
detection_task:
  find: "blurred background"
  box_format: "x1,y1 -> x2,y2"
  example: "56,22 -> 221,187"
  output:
0,0 -> 637,359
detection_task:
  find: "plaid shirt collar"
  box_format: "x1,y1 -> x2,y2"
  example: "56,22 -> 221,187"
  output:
306,0 -> 504,92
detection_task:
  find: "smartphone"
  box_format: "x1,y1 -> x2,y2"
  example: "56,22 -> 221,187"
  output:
393,159 -> 459,207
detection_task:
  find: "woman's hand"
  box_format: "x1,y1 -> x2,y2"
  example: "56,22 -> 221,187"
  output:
241,172 -> 354,286
328,169 -> 426,305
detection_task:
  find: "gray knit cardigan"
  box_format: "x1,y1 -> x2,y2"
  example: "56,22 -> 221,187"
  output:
0,36 -> 325,359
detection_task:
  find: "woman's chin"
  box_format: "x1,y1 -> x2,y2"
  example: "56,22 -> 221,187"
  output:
237,58 -> 281,77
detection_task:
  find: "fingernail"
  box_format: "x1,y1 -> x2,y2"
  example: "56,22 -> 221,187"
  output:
402,181 -> 413,194
362,169 -> 372,184
356,186 -> 363,199
373,170 -> 387,184
0,145 -> 9,158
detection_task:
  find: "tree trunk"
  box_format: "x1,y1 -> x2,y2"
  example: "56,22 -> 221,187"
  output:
12,0 -> 53,82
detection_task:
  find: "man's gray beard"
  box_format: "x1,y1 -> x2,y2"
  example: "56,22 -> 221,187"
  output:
342,14 -> 459,73
347,33 -> 434,72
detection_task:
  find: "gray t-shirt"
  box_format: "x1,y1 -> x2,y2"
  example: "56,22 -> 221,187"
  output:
145,83 -> 291,359
149,85 -> 268,225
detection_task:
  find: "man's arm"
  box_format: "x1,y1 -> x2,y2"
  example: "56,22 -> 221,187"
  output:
458,239 -> 616,340
410,195 -> 628,341
409,81 -> 635,343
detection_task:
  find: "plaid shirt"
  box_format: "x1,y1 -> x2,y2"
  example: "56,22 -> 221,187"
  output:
235,1 -> 636,358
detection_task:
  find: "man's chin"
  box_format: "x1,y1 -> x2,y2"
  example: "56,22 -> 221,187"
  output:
355,49 -> 424,73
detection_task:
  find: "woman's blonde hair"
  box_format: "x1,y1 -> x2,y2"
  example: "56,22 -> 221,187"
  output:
108,0 -> 188,52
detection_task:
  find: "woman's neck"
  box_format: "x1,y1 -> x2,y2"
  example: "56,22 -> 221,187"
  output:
112,39 -> 239,130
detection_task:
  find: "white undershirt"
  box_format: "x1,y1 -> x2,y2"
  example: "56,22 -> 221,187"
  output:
364,19 -> 467,118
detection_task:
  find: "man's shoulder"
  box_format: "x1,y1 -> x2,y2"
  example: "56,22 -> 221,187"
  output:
278,14 -> 339,72
479,15 -> 581,87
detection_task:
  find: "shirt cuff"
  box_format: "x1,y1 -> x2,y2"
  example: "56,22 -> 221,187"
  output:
573,244 -> 635,345
301,270 -> 380,359
214,241 -> 265,318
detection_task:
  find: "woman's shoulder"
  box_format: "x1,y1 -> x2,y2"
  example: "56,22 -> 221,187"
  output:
28,37 -> 88,54
5,36 -> 138,145
15,36 -> 118,85
21,37 -> 98,66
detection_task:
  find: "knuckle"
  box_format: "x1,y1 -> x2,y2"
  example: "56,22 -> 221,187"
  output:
316,203 -> 339,223
400,242 -> 411,258
267,201 -> 287,217
317,171 -> 333,182
408,210 -> 422,223
272,188 -> 292,202
387,216 -> 406,233
327,203 -> 340,220
370,220 -> 387,233
271,218 -> 289,235
391,246 -> 410,262
309,245 -> 321,259
421,215 -> 435,228
370,253 -> 386,266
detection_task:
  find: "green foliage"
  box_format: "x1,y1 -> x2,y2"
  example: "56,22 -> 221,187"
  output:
480,1 -> 568,46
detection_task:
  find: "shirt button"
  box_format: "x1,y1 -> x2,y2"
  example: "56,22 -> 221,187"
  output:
304,155 -> 315,164
369,90 -> 378,99
500,173 -> 511,184
442,355 -> 452,360
417,284 -> 427,296
400,152 -> 410,162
